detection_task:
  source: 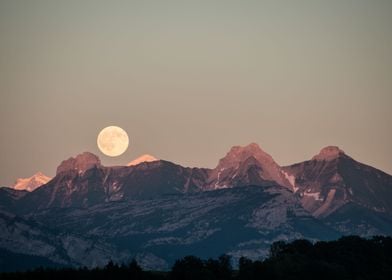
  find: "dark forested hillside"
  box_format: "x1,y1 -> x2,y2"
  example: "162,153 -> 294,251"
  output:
2,236 -> 391,280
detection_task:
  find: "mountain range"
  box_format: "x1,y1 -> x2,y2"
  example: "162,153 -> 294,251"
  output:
1,143 -> 391,271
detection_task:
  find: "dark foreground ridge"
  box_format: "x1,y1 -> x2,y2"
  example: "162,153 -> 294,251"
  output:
1,235 -> 391,280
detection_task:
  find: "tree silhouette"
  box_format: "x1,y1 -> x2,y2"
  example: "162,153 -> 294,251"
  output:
2,236 -> 392,280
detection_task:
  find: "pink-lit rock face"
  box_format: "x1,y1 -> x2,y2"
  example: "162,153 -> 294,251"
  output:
12,172 -> 51,192
206,143 -> 294,190
312,146 -> 346,161
216,143 -> 275,170
56,152 -> 101,175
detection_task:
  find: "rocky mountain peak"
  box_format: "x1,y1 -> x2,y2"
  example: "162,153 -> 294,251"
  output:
218,143 -> 274,169
56,152 -> 101,175
312,146 -> 346,161
207,143 -> 294,190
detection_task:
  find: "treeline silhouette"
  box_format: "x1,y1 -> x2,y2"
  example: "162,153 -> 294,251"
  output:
1,236 -> 392,280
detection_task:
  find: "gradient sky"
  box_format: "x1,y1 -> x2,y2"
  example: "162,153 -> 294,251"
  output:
1,0 -> 391,186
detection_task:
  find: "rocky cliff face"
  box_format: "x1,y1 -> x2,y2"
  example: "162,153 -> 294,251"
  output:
206,143 -> 294,191
283,146 -> 392,218
56,152 -> 102,175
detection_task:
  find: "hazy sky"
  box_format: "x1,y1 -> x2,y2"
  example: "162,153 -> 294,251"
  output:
1,0 -> 391,186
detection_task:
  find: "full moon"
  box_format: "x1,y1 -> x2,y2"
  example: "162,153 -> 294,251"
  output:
97,126 -> 129,157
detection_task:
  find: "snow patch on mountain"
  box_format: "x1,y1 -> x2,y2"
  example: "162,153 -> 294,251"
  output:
12,172 -> 51,192
303,191 -> 323,201
282,170 -> 298,192
128,154 -> 159,166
